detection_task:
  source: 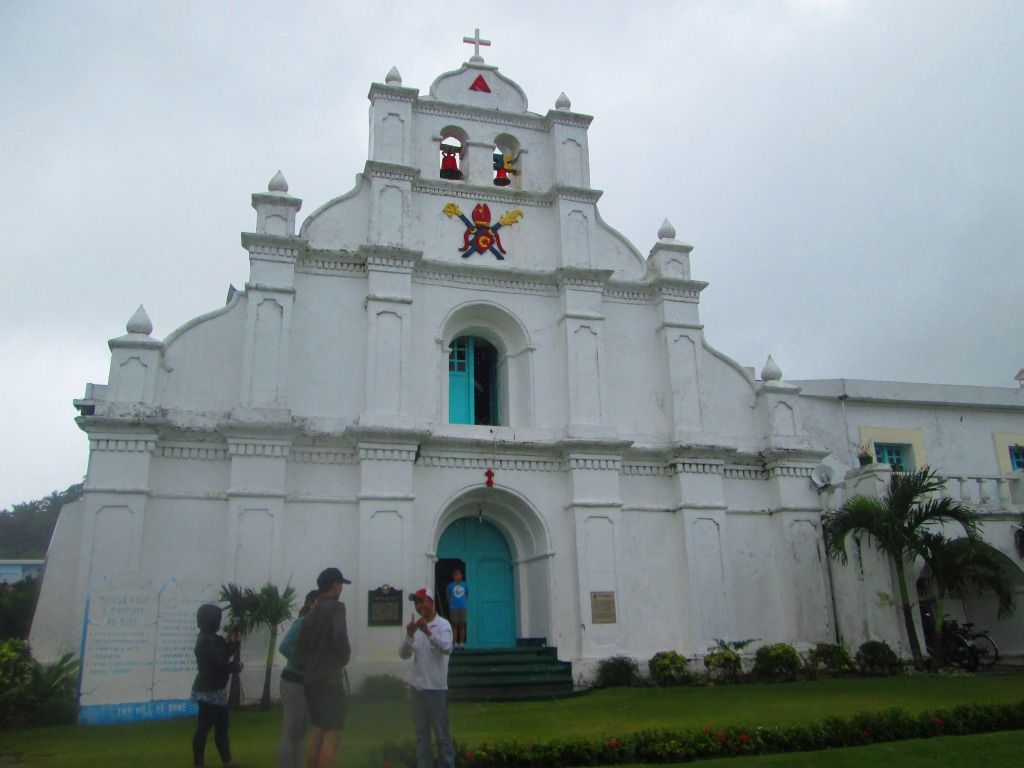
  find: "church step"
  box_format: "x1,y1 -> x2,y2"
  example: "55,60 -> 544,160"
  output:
451,671 -> 573,688
449,662 -> 571,678
447,640 -> 574,701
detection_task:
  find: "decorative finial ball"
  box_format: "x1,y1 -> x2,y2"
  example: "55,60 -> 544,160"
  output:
385,66 -> 402,86
658,219 -> 676,240
761,355 -> 783,382
126,305 -> 153,336
555,92 -> 572,111
268,170 -> 289,193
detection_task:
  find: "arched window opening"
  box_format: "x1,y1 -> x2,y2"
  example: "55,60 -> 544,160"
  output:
449,336 -> 500,425
492,134 -> 521,188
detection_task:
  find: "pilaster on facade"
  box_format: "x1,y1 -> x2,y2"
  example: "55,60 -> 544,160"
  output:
360,247 -> 422,423
367,79 -> 418,167
237,236 -> 297,412
106,312 -> 165,407
353,433 -> 423,666
556,268 -> 613,437
564,444 -> 627,658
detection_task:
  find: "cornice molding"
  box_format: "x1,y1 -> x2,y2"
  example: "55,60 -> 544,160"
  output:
241,232 -> 302,259
414,262 -> 558,295
156,444 -> 229,461
364,161 -> 419,182
227,439 -> 292,458
89,436 -> 158,453
367,82 -> 419,103
413,179 -> 553,207
414,99 -> 548,131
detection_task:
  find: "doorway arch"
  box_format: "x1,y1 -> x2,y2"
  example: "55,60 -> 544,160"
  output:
437,518 -> 515,647
433,486 -> 553,648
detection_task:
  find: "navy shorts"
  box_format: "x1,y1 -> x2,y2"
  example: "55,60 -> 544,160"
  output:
304,681 -> 347,730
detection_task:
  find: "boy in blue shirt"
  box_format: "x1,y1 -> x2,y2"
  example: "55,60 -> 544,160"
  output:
446,568 -> 468,648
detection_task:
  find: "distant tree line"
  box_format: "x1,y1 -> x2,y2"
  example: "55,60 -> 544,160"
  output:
0,483 -> 83,559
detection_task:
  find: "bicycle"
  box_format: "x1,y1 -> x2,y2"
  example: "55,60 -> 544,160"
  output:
963,623 -> 999,670
934,617 -> 979,671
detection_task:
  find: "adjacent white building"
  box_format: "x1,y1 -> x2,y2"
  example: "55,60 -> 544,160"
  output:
31,49 -> 1024,715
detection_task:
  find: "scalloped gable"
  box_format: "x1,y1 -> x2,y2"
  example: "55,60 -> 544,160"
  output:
427,62 -> 529,113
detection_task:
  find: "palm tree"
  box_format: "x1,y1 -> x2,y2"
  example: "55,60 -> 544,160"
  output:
918,533 -> 1014,665
823,466 -> 980,669
219,583 -> 260,707
243,583 -> 297,710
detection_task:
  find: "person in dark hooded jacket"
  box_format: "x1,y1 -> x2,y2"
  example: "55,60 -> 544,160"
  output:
191,603 -> 242,768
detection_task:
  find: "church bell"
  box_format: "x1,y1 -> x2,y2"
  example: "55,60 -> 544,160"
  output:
493,152 -> 512,186
440,147 -> 462,180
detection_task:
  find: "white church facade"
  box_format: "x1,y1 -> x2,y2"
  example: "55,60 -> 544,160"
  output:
31,43 -> 1024,718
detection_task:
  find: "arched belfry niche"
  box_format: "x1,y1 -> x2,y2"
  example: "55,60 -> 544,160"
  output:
439,302 -> 534,427
433,486 -> 553,645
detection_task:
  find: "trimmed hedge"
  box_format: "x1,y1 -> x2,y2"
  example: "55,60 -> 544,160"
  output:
372,700 -> 1024,767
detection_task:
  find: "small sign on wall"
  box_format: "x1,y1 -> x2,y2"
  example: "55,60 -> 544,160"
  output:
368,585 -> 403,626
590,591 -> 617,624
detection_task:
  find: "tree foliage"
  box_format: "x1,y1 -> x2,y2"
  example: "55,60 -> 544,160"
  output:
0,483 -> 83,558
823,466 -> 980,669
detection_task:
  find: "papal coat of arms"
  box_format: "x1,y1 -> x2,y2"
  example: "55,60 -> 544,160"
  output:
443,202 -> 523,260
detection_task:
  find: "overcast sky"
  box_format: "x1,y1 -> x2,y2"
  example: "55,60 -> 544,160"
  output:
2,1 -> 1022,510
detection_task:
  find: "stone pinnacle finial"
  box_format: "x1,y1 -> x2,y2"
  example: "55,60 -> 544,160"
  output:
761,355 -> 782,382
385,66 -> 402,86
555,92 -> 572,111
658,219 -> 677,240
126,305 -> 153,336
268,170 -> 289,193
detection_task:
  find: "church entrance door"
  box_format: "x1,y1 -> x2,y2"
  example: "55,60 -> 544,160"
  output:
436,517 -> 515,648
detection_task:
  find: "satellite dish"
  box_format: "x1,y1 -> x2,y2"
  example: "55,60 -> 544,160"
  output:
811,464 -> 835,488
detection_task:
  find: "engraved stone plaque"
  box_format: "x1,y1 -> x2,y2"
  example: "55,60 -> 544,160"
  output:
590,591 -> 617,624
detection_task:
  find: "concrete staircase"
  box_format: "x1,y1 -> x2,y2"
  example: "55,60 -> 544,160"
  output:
448,639 -> 577,701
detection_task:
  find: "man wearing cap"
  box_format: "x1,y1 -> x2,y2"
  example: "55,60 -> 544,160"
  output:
296,567 -> 352,768
400,587 -> 454,768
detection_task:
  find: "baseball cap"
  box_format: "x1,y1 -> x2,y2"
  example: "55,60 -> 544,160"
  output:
408,587 -> 434,602
317,567 -> 352,592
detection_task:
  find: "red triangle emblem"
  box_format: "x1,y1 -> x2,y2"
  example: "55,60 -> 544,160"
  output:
469,75 -> 491,93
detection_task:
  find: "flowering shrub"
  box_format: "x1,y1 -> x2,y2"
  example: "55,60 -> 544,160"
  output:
648,651 -> 693,687
371,700 -> 1024,766
752,643 -> 803,682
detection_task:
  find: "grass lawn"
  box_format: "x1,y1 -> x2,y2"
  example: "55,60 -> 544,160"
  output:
1,676 -> 1021,767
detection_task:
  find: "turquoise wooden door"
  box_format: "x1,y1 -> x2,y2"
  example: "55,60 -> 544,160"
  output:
437,518 -> 515,647
448,337 -> 473,424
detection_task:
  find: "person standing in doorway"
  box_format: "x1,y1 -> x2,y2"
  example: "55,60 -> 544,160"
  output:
276,588 -> 320,768
400,587 -> 454,768
446,568 -> 468,649
296,568 -> 351,768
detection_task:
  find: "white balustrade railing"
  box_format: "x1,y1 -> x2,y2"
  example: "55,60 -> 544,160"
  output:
935,474 -> 1021,508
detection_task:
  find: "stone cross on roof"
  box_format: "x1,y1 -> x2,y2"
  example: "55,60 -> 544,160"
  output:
463,28 -> 491,63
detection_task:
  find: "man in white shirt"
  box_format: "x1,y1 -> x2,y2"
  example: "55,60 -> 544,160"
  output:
399,587 -> 454,768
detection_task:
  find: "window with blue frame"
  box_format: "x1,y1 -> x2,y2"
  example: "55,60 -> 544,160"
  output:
1010,445 -> 1024,471
448,336 -> 499,425
874,443 -> 910,471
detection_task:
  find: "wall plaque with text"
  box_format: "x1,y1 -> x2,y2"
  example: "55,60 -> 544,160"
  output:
368,585 -> 403,627
590,591 -> 617,624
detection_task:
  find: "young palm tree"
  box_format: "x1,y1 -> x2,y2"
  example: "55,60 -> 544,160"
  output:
244,583 -> 297,710
822,466 -> 980,669
918,533 -> 1014,665
219,583 -> 260,707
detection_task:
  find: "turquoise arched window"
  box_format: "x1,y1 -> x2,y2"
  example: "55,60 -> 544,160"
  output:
448,336 -> 499,425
